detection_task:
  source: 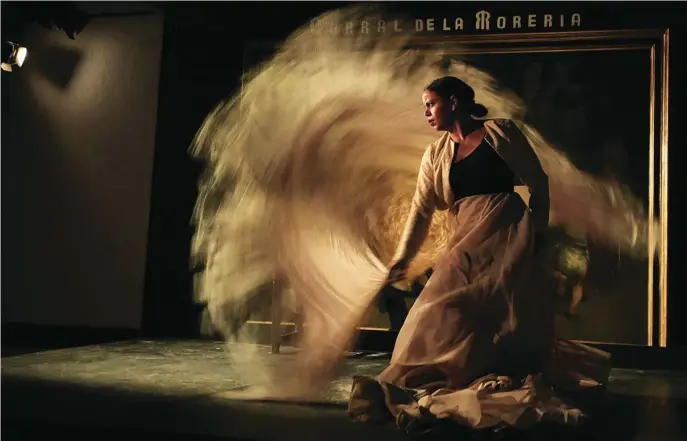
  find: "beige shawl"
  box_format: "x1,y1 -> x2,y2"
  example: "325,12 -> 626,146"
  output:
394,119 -> 550,263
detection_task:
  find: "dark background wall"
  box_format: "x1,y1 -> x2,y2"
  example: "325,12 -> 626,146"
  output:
2,3 -> 163,331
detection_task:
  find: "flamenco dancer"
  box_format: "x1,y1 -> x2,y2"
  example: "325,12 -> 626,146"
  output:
191,7 -> 654,434
348,76 -> 608,431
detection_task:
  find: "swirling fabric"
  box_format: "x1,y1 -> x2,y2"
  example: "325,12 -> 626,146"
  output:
190,6 -> 656,400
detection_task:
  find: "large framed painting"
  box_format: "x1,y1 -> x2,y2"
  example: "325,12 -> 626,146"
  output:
240,28 -> 670,350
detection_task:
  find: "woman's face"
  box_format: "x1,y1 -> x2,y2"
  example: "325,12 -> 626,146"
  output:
422,90 -> 453,132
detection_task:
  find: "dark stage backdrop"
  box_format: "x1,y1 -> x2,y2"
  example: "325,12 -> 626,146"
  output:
145,2 -> 687,349
2,13 -> 164,330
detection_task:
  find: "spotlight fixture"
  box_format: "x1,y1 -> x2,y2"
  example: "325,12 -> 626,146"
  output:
1,41 -> 28,72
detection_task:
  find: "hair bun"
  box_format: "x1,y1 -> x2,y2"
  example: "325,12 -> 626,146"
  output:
471,103 -> 488,118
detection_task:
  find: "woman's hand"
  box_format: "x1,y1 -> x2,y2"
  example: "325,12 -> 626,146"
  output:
387,257 -> 409,284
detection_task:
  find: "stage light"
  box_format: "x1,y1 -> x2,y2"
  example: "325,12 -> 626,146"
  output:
1,42 -> 28,72
15,45 -> 27,66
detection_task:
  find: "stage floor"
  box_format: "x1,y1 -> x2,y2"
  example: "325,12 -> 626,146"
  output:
2,339 -> 687,440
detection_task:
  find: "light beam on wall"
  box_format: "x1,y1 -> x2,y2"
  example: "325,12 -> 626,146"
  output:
2,41 -> 29,72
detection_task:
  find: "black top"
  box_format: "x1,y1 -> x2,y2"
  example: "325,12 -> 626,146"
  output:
449,138 -> 515,201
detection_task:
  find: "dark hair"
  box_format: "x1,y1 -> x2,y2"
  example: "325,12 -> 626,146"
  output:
425,76 -> 488,118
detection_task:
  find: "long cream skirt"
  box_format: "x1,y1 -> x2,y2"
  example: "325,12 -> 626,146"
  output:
348,192 -> 611,432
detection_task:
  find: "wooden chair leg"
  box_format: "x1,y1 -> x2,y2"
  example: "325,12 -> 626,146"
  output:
270,279 -> 283,354
294,305 -> 304,347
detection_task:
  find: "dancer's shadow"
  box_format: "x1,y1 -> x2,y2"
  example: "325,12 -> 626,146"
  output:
30,42 -> 82,89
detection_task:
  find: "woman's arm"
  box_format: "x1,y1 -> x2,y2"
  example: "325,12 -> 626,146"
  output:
392,146 -> 436,267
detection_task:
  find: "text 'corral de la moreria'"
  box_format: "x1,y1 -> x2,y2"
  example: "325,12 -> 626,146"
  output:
310,11 -> 583,35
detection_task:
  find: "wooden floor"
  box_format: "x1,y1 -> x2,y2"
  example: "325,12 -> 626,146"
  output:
2,339 -> 687,440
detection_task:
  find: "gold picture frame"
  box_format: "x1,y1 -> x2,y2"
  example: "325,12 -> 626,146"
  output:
407,29 -> 670,348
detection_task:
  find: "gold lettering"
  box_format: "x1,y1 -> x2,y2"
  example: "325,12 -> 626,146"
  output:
571,13 -> 581,27
513,16 -> 522,28
475,10 -> 491,30
377,20 -> 386,33
528,14 -> 536,27
342,12 -> 584,34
